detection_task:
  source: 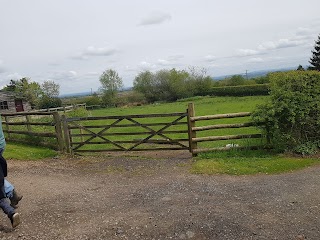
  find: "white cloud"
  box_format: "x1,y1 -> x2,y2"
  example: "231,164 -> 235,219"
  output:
71,46 -> 117,60
246,58 -> 264,63
167,55 -> 184,61
157,59 -> 172,66
6,72 -> 23,80
138,61 -> 157,71
258,38 -> 305,51
139,11 -> 171,26
49,70 -> 78,82
84,46 -> 117,56
236,49 -> 261,57
204,55 -> 217,62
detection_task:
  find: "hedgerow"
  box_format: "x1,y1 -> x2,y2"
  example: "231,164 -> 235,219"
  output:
252,71 -> 320,154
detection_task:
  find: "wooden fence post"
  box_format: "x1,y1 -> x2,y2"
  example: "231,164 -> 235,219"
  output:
187,102 -> 197,156
52,112 -> 64,152
4,116 -> 11,140
26,115 -> 32,132
61,115 -> 72,154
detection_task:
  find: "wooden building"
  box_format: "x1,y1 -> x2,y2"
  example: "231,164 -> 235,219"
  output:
0,91 -> 31,113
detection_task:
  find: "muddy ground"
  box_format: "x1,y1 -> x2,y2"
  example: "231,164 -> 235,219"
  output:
0,151 -> 319,240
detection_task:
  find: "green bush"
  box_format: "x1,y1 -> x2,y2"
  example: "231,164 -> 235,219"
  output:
252,71 -> 320,153
208,84 -> 269,96
65,107 -> 91,118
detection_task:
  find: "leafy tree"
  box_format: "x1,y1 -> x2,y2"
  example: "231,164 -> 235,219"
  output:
37,96 -> 62,109
227,75 -> 246,86
99,69 -> 123,106
42,80 -> 60,98
37,80 -> 61,109
309,34 -> 320,71
133,67 -> 213,103
252,71 -> 320,154
187,67 -> 213,96
296,65 -> 305,71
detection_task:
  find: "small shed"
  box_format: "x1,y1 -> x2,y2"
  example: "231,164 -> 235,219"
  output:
0,91 -> 32,113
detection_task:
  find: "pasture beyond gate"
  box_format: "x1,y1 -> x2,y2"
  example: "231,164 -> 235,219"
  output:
1,103 -> 265,155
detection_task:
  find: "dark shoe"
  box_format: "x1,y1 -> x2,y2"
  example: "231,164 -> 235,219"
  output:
9,213 -> 20,228
10,190 -> 23,208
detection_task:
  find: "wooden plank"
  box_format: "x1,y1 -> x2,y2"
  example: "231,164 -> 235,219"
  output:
74,147 -> 189,152
66,112 -> 187,122
192,133 -> 263,143
68,121 -> 187,129
71,139 -> 189,145
61,115 -> 71,154
191,112 -> 251,122
187,103 -> 197,156
70,129 -> 189,137
192,122 -> 255,131
52,112 -> 64,152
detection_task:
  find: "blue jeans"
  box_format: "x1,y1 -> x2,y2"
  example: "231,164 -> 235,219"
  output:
0,198 -> 15,217
4,179 -> 14,198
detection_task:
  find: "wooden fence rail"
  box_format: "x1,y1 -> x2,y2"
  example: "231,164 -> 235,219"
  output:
188,103 -> 264,155
1,112 -> 64,151
1,102 -> 266,155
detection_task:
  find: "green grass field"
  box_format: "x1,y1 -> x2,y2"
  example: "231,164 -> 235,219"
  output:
5,95 -> 319,175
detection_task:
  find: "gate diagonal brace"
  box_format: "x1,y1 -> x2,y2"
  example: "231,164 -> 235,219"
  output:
70,118 -> 127,151
127,115 -> 187,151
126,117 -> 187,148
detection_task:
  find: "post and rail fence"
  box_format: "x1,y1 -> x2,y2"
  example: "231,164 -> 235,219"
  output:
1,103 -> 266,155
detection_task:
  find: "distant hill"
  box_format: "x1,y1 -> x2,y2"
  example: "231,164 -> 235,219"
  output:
59,91 -> 92,98
214,66 -> 299,80
59,87 -> 133,98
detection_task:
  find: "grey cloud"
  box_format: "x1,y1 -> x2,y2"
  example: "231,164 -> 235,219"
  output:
204,55 -> 217,62
83,46 -> 117,56
157,59 -> 174,66
71,46 -> 117,60
0,60 -> 6,73
258,38 -> 304,51
139,11 -> 171,26
236,49 -> 261,57
5,72 -> 23,80
138,61 -> 157,71
246,57 -> 264,63
49,70 -> 78,82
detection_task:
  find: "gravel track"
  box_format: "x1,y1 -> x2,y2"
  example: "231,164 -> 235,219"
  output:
0,151 -> 319,239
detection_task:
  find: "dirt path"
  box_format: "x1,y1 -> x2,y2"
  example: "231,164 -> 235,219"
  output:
0,151 -> 319,239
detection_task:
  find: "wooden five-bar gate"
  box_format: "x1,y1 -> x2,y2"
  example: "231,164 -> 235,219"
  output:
61,112 -> 190,154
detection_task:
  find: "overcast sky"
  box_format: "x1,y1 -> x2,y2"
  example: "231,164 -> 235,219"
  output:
1,0 -> 320,95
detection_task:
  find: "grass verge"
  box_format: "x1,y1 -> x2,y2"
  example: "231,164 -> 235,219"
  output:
191,149 -> 320,175
4,142 -> 57,160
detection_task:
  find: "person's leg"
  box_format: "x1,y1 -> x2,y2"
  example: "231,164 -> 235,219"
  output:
4,180 -> 22,208
0,198 -> 20,228
4,179 -> 14,198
